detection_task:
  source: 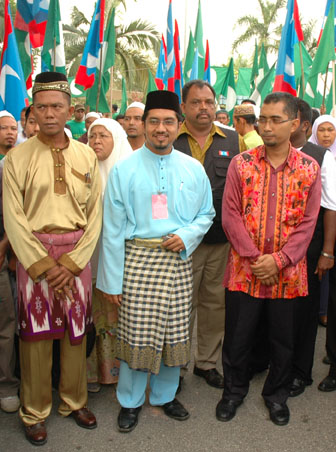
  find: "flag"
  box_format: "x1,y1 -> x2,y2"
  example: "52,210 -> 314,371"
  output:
41,0 -> 65,74
220,58 -> 236,121
250,64 -> 276,106
317,0 -> 336,48
194,0 -> 205,79
304,1 -> 335,108
165,0 -> 175,91
85,9 -> 116,113
75,0 -> 105,90
190,48 -> 199,81
102,8 -> 116,73
14,0 -> 49,48
257,43 -> 269,84
250,41 -> 259,93
0,0 -> 29,120
294,41 -> 312,97
155,35 -> 167,90
14,27 -> 33,90
236,68 -> 253,98
273,0 -> 303,95
203,40 -> 210,83
183,29 -> 194,83
173,20 -> 183,102
147,69 -> 158,95
119,77 -> 128,115
211,66 -> 228,96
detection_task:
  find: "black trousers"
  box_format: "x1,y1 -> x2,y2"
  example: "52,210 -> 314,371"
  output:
326,263 -> 336,373
291,244 -> 321,383
222,290 -> 295,404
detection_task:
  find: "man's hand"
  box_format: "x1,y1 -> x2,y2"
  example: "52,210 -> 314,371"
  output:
250,254 -> 279,284
161,234 -> 185,253
46,265 -> 76,302
315,255 -> 335,281
102,293 -> 122,307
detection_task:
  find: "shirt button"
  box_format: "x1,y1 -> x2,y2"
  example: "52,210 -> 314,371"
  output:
267,238 -> 270,242
272,193 -> 275,197
270,216 -> 273,219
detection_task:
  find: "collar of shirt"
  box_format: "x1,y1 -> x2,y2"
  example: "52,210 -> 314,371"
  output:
178,122 -> 226,164
177,121 -> 227,140
256,143 -> 297,171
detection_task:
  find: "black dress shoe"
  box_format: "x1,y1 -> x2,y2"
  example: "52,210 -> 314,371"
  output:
216,398 -> 242,422
162,398 -> 190,421
176,376 -> 183,394
117,406 -> 142,433
288,378 -> 306,397
193,366 -> 224,388
318,375 -> 336,392
265,401 -> 290,426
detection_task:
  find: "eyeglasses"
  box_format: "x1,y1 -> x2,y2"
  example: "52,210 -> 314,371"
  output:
147,118 -> 177,127
257,117 -> 293,126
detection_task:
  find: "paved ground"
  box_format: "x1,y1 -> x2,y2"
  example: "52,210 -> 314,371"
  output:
1,325 -> 335,452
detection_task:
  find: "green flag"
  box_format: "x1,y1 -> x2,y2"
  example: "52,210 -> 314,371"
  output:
147,69 -> 158,95
85,9 -> 116,113
86,71 -> 111,113
250,41 -> 259,93
14,29 -> 32,94
194,0 -> 205,79
211,66 -> 228,97
250,63 -> 275,106
220,58 -> 236,122
257,43 -> 269,84
119,77 -> 128,115
183,29 -> 195,83
236,68 -> 252,98
68,77 -> 85,98
41,0 -> 66,73
102,8 -> 116,73
304,1 -> 335,107
294,41 -> 312,98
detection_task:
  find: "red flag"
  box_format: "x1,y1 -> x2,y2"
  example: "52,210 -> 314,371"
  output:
173,19 -> 182,100
293,0 -> 304,42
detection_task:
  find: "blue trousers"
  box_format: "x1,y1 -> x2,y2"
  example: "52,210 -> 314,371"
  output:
117,360 -> 180,408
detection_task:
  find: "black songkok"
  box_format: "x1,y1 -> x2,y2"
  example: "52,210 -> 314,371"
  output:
32,72 -> 71,97
144,90 -> 181,116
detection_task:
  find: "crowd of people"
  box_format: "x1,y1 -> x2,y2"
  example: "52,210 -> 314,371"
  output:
0,72 -> 335,447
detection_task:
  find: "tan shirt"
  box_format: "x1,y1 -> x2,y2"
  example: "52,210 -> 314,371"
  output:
3,135 -> 102,281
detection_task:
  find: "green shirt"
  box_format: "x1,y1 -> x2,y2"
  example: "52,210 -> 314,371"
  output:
66,120 -> 86,140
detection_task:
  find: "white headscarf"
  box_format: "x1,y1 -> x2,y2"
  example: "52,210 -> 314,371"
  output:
309,114 -> 336,156
88,118 -> 132,193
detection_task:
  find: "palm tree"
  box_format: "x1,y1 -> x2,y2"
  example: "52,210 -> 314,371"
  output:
232,0 -> 286,55
63,0 -> 160,92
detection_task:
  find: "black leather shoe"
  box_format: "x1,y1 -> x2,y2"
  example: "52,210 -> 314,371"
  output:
162,398 -> 190,421
216,398 -> 242,422
176,376 -> 183,394
265,401 -> 290,426
117,406 -> 142,432
288,378 -> 306,397
193,366 -> 224,388
318,375 -> 336,392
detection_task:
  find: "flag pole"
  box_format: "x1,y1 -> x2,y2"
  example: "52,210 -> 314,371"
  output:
109,66 -> 114,113
53,37 -> 56,71
298,41 -> 305,96
333,61 -> 336,110
322,62 -> 330,112
96,48 -> 103,112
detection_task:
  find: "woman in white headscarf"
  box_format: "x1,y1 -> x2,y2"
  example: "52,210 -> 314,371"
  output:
309,115 -> 336,157
86,118 -> 132,392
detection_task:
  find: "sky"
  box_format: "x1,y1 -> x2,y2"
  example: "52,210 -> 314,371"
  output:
62,0 -> 327,65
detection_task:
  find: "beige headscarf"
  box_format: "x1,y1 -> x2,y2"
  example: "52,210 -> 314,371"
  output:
88,117 -> 132,193
88,118 -> 132,278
